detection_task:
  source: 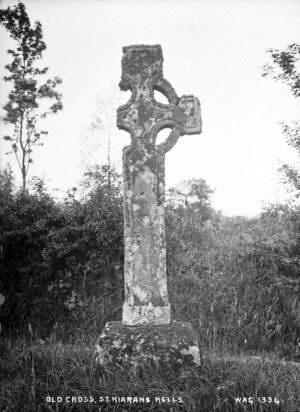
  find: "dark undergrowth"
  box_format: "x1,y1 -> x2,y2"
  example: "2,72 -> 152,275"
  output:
0,338 -> 299,412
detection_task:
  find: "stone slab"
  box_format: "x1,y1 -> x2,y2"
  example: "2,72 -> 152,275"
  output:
122,302 -> 171,326
95,320 -> 201,370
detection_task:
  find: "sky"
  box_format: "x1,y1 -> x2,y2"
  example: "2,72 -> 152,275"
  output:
0,0 -> 299,216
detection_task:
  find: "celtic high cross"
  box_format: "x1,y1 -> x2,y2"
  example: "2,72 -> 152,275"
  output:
117,45 -> 202,326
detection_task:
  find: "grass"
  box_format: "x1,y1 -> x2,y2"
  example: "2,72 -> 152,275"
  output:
0,337 -> 299,412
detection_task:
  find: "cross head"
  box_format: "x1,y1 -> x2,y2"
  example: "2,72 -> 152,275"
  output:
117,44 -> 201,153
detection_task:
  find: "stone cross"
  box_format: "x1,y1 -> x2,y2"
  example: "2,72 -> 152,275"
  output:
117,45 -> 201,326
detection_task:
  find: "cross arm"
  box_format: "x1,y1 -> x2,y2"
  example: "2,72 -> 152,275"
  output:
156,95 -> 202,153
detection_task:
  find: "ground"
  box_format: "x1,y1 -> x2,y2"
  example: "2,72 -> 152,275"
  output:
0,338 -> 299,411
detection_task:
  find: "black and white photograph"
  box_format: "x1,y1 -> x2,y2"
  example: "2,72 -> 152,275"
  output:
0,0 -> 299,411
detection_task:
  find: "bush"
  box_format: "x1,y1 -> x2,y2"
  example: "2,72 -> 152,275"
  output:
166,203 -> 300,359
0,167 -> 124,339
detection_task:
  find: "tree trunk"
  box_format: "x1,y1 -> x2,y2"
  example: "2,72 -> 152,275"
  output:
22,166 -> 26,193
20,113 -> 27,194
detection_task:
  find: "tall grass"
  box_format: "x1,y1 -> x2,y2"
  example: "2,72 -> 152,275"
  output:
0,337 -> 299,411
166,208 -> 300,359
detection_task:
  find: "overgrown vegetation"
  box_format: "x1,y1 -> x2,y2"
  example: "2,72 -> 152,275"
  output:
0,165 -> 124,341
0,166 -> 299,361
167,204 -> 300,358
0,336 -> 299,411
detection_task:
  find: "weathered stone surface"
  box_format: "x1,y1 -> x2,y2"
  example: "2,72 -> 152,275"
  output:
117,45 -> 202,326
95,321 -> 201,370
96,45 -> 202,370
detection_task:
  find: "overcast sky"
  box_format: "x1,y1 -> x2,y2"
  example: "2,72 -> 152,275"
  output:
0,0 -> 300,216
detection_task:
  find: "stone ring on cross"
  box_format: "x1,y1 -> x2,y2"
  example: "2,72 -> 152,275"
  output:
117,44 -> 202,154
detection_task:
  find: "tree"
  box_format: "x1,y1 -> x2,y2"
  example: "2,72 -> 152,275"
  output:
80,91 -> 121,189
41,165 -> 123,336
262,45 -> 300,357
263,43 -> 300,197
167,178 -> 214,222
0,166 -> 14,205
0,2 -> 62,192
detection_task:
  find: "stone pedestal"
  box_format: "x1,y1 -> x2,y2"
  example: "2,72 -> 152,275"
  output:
95,321 -> 200,370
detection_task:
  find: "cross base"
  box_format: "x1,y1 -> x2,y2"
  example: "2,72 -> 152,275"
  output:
122,303 -> 171,326
95,321 -> 201,372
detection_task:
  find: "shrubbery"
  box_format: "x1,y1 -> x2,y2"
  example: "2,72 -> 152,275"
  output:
166,203 -> 300,358
0,166 -> 124,340
0,167 -> 299,359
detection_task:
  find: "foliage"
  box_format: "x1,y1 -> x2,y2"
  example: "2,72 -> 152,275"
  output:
0,2 -> 63,192
0,176 -> 61,334
166,203 -> 300,359
42,165 -> 124,338
279,121 -> 300,196
167,178 -> 214,223
263,43 -> 300,98
0,165 -> 14,205
263,43 -> 300,197
1,165 -> 299,359
0,166 -> 123,338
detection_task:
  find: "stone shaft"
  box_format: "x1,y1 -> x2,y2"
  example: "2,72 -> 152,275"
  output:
122,146 -> 169,325
117,45 -> 201,326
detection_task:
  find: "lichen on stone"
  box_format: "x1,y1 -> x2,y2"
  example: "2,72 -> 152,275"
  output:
95,321 -> 201,369
118,49 -> 202,319
96,45 -> 202,367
